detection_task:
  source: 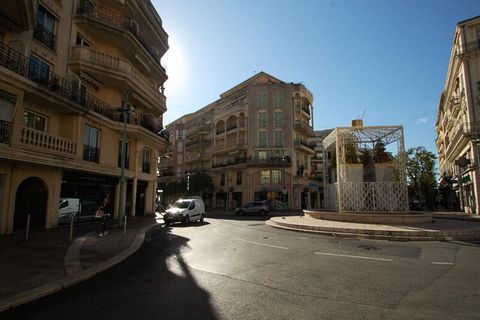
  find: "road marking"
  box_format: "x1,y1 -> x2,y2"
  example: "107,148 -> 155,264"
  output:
314,251 -> 393,262
431,262 -> 454,265
236,238 -> 288,250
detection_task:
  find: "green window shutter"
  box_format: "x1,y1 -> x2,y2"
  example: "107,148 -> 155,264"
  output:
274,94 -> 282,108
258,112 -> 266,128
257,94 -> 266,109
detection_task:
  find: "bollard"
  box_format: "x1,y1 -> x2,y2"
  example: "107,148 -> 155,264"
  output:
69,214 -> 74,242
123,215 -> 127,240
25,214 -> 30,240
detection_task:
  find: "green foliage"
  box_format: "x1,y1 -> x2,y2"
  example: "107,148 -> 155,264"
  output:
373,141 -> 393,163
344,142 -> 359,163
360,149 -> 373,167
188,171 -> 214,196
406,147 -> 438,209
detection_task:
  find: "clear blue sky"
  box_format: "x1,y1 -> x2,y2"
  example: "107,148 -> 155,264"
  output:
153,0 -> 478,153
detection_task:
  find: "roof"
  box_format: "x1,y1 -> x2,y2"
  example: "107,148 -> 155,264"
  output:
219,71 -> 284,99
457,15 -> 480,26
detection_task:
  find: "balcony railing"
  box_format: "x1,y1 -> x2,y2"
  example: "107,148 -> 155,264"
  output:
0,120 -> 12,144
294,120 -> 314,136
70,46 -> 164,106
0,43 -> 167,139
20,127 -> 76,155
294,139 -> 315,151
76,0 -> 164,71
458,40 -> 480,55
212,157 -> 292,169
83,145 -> 99,162
33,24 -> 56,50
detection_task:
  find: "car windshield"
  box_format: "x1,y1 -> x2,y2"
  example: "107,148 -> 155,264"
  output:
172,201 -> 191,209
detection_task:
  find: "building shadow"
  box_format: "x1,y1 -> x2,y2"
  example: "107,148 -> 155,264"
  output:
0,228 -> 219,320
206,210 -> 301,222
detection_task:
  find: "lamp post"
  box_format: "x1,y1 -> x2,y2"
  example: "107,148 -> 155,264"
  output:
118,91 -> 131,227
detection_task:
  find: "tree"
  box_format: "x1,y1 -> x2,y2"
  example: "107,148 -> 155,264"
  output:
406,147 -> 438,210
373,140 -> 393,163
344,142 -> 359,163
188,171 -> 214,197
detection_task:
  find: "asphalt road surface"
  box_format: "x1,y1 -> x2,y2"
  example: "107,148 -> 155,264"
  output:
2,213 -> 480,320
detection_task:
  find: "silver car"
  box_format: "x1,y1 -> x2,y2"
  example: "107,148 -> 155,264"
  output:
235,201 -> 269,215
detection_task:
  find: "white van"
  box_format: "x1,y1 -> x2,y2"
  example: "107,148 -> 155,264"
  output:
163,198 -> 205,225
58,198 -> 82,223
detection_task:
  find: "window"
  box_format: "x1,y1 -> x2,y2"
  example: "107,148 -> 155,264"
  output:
257,93 -> 266,109
260,170 -> 270,185
83,126 -> 99,162
24,110 -> 46,131
28,55 -> 50,83
274,111 -> 283,128
118,140 -> 129,169
76,33 -> 91,47
274,130 -> 283,147
271,170 -> 282,184
236,171 -> 242,185
142,148 -> 151,173
34,5 -> 56,50
258,112 -> 266,128
258,131 -> 267,147
274,93 -> 282,108
256,150 -> 267,160
220,173 -> 225,186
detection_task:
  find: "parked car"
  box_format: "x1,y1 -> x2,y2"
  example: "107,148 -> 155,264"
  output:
163,198 -> 205,225
58,198 -> 81,223
235,201 -> 269,215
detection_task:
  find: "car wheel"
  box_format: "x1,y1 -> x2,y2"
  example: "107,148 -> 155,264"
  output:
199,213 -> 205,222
236,210 -> 244,215
183,215 -> 190,224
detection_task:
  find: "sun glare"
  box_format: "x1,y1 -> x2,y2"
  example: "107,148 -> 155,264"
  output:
162,38 -> 186,95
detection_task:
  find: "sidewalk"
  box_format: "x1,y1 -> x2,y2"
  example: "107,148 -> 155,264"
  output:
0,215 -> 161,313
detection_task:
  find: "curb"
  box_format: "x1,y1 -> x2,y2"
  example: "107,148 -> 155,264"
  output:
0,222 -> 158,313
266,219 -> 480,241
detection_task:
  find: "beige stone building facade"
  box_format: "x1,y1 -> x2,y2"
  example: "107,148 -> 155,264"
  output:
435,15 -> 480,214
0,0 -> 169,234
168,72 -> 318,210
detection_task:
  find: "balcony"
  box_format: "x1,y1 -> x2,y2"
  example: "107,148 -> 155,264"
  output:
0,120 -> 12,145
212,157 -> 292,169
0,0 -> 35,32
294,120 -> 314,137
69,46 -> 166,112
294,139 -> 315,153
214,142 -> 246,154
20,127 -> 76,156
186,138 -> 211,148
75,0 -> 166,75
33,23 -> 56,50
0,43 -> 167,141
458,40 -> 480,56
185,153 -> 210,163
83,145 -> 99,163
186,123 -> 213,138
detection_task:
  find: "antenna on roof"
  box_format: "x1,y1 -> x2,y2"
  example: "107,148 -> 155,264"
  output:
357,108 -> 366,120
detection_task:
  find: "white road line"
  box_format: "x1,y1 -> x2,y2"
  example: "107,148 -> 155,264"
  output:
314,252 -> 393,262
236,238 -> 288,250
431,262 -> 454,265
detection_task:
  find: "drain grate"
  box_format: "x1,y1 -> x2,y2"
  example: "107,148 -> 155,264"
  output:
359,245 -> 381,251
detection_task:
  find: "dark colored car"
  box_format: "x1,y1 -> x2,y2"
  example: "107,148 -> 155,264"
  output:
235,201 -> 269,215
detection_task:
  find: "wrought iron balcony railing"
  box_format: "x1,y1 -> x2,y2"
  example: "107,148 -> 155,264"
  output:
33,23 -> 56,50
458,40 -> 480,55
0,120 -> 12,144
0,43 -> 166,139
212,157 -> 292,169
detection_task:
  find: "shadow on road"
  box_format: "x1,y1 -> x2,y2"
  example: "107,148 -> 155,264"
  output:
206,210 -> 301,222
1,228 -> 219,320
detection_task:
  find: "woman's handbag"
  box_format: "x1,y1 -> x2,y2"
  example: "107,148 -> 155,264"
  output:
95,208 -> 105,219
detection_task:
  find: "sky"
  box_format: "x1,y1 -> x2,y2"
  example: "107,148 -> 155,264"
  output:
153,0 -> 479,153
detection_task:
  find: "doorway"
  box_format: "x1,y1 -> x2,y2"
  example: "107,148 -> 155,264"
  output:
14,177 -> 48,230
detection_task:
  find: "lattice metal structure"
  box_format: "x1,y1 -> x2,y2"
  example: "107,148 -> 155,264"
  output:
323,124 -> 408,213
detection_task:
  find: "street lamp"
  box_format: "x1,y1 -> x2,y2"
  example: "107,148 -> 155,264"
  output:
118,91 -> 133,227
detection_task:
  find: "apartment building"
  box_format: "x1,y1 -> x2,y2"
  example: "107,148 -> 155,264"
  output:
435,15 -> 480,214
0,0 -> 169,234
168,72 -> 317,210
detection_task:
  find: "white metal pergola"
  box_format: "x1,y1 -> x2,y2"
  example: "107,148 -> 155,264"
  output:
322,124 -> 409,213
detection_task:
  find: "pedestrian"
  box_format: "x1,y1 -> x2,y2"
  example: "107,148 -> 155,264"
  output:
96,195 -> 111,237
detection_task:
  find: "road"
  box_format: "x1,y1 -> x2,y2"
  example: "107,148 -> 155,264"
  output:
2,213 -> 480,320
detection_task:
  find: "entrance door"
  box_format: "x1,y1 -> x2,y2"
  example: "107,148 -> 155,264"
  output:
135,183 -> 146,216
14,177 -> 47,230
